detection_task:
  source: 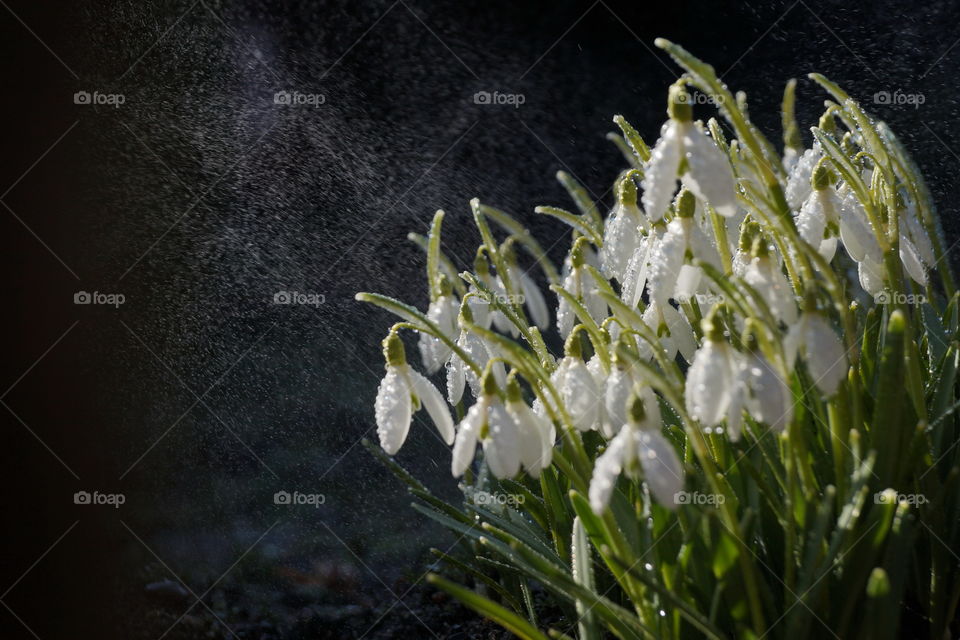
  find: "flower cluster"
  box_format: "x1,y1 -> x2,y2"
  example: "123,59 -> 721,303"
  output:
358,40 -> 957,639
366,72 -> 944,516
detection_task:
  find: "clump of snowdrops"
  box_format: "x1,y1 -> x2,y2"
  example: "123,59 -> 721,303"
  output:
356,40 -> 960,639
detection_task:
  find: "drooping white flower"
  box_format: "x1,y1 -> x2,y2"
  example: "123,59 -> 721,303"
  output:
505,377 -> 555,476
641,85 -> 737,221
742,346 -> 793,434
376,334 -> 455,455
785,143 -> 821,211
452,371 -> 521,479
557,238 -> 607,339
620,229 -> 657,308
603,347 -> 662,438
743,240 -> 798,325
646,191 -> 721,306
550,332 -> 602,432
445,304 -> 505,404
795,165 -> 842,262
785,309 -> 847,396
600,176 -> 646,283
503,243 -> 550,330
589,394 -> 683,514
685,314 -> 739,428
418,278 -> 459,374
642,300 -> 696,363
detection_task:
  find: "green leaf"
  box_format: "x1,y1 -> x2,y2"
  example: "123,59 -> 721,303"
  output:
535,206 -> 603,247
556,171 -> 603,230
571,517 -> 602,640
426,573 -> 551,640
612,114 -> 652,163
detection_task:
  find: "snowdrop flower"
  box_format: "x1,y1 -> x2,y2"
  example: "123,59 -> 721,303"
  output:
741,334 -> 793,435
642,83 -> 738,221
505,376 -> 555,476
603,344 -> 662,438
732,220 -> 761,278
557,238 -> 607,339
743,238 -> 798,325
418,276 -> 459,374
550,330 -> 602,432
589,393 -> 683,514
647,190 -> 721,306
620,227 -> 658,308
474,250 -> 516,336
452,369 -> 521,479
446,303 -> 505,405
785,143 -> 821,211
795,163 -> 841,262
376,333 -> 455,455
685,310 -> 740,429
642,300 -> 696,363
502,241 -> 550,330
785,301 -> 847,396
600,175 -> 647,283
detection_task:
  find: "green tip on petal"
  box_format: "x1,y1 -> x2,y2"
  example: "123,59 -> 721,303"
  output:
481,367 -> 499,397
628,393 -> 646,424
505,375 -> 523,403
676,189 -> 696,218
701,305 -> 725,342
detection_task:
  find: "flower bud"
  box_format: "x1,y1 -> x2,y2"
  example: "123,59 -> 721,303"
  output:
676,189 -> 696,219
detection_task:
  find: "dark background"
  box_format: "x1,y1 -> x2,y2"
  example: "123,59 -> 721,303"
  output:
2,0 -> 958,637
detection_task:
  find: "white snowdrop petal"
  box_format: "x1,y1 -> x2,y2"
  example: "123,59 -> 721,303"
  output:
900,237 -> 927,286
804,315 -> 847,396
859,257 -> 885,297
519,271 -> 551,329
485,404 -> 521,478
510,401 -> 551,475
408,369 -> 455,445
561,360 -> 602,432
638,430 -> 684,508
600,206 -> 640,281
446,355 -> 465,405
604,368 -> 632,438
685,342 -> 733,426
660,303 -> 697,363
621,233 -> 655,308
746,354 -> 792,431
838,192 -> 877,263
642,121 -> 683,222
451,403 -> 483,476
589,429 -> 631,514
785,146 -> 820,210
796,194 -> 827,250
647,220 -> 686,306
681,124 -> 738,217
375,367 -> 412,455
